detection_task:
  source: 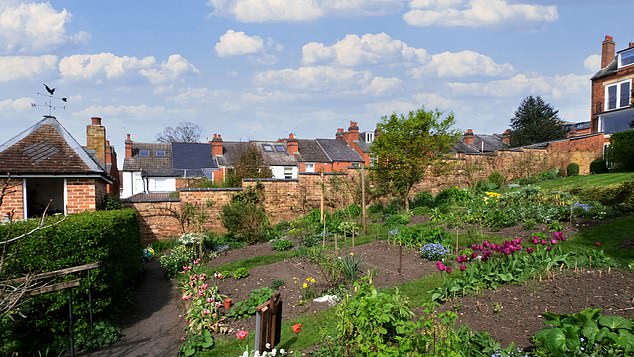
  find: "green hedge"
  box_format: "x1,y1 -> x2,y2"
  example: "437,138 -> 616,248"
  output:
0,209 -> 143,354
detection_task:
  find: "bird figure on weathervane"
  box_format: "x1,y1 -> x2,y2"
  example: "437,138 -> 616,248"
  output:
32,84 -> 68,117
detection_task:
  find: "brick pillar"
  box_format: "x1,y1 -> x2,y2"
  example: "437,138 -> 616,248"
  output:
347,121 -> 359,146
86,117 -> 106,167
601,35 -> 615,69
211,134 -> 223,157
125,134 -> 132,159
287,133 -> 298,155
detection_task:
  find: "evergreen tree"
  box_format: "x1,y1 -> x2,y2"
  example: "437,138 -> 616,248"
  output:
509,96 -> 564,147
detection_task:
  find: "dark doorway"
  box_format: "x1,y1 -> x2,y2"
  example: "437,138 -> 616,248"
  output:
26,178 -> 64,218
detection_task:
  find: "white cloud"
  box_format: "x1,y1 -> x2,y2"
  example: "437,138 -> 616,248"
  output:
77,104 -> 167,118
302,32 -> 428,66
404,0 -> 558,28
412,92 -> 461,110
583,54 -> 601,73
254,65 -> 400,96
0,55 -> 57,82
215,30 -> 264,57
448,73 -> 587,99
0,97 -> 34,111
0,2 -> 89,54
59,53 -> 197,84
139,54 -> 198,84
409,50 -> 513,78
208,0 -> 403,22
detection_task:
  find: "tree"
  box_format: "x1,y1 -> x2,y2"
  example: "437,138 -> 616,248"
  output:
509,96 -> 565,147
371,107 -> 460,211
156,121 -> 202,143
225,143 -> 273,187
608,130 -> 634,171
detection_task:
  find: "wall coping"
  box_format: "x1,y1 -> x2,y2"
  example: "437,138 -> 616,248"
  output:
179,187 -> 243,192
298,172 -> 348,176
243,178 -> 299,182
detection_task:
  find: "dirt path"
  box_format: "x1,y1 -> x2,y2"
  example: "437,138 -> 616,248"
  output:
83,260 -> 183,357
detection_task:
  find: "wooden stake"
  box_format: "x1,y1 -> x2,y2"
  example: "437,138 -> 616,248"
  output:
361,163 -> 367,235
320,172 -> 325,224
398,244 -> 403,275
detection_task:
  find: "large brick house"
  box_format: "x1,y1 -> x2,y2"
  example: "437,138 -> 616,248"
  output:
591,35 -> 634,134
0,116 -> 117,220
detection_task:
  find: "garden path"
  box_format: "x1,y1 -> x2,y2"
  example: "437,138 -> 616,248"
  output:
83,260 -> 183,357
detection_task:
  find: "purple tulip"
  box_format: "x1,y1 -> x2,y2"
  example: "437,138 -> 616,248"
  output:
527,247 -> 534,254
446,267 -> 452,274
541,239 -> 547,245
460,265 -> 466,271
551,239 -> 557,245
436,261 -> 446,271
547,246 -> 552,251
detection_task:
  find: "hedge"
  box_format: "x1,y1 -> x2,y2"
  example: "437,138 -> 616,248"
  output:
0,209 -> 143,354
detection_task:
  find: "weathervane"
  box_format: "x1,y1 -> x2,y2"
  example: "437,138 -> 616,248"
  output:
31,84 -> 68,117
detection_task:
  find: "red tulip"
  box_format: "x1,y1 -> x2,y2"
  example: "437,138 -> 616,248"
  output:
292,323 -> 302,334
236,330 -> 248,340
460,265 -> 466,271
595,242 -> 601,246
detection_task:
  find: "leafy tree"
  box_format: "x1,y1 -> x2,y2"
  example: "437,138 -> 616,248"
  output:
509,96 -> 565,147
225,143 -> 273,187
609,130 -> 634,171
156,121 -> 202,143
370,107 -> 460,211
221,185 -> 269,244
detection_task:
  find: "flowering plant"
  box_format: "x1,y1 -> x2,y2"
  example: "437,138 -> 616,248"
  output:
292,323 -> 302,335
180,261 -> 227,336
420,242 -> 451,261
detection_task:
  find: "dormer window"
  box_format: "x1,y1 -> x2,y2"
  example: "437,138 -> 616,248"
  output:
605,79 -> 631,111
262,144 -> 273,152
155,150 -> 166,157
275,144 -> 285,152
618,48 -> 634,68
139,149 -> 150,157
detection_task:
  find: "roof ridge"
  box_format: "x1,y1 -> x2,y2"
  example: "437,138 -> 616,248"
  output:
315,139 -> 333,162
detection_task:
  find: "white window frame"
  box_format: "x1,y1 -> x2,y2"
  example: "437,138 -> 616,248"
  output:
305,163 -> 315,173
604,79 -> 631,111
618,48 -> 634,68
283,166 -> 293,179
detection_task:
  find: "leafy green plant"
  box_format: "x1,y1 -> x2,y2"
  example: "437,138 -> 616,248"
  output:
270,238 -> 293,251
590,159 -> 609,174
180,329 -> 214,356
233,267 -> 250,279
339,254 -> 362,284
566,163 -> 580,176
534,308 -> 634,357
221,185 -> 270,244
74,320 -> 121,351
228,287 -> 274,320
487,171 -> 506,189
270,279 -> 285,290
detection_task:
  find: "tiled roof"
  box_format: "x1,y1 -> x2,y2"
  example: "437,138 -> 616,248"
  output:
316,139 -> 364,162
216,141 -> 247,167
0,116 -> 107,175
252,141 -> 297,166
122,192 -> 179,203
452,133 -> 507,154
591,60 -> 617,80
123,142 -> 171,171
296,139 -> 330,163
172,142 -> 218,170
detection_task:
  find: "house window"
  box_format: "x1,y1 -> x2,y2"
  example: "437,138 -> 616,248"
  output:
305,163 -> 315,173
283,166 -> 293,179
275,144 -> 285,152
352,162 -> 361,169
262,144 -> 273,152
139,149 -> 150,157
155,150 -> 166,157
365,132 -> 374,143
605,79 -> 631,111
618,48 -> 634,68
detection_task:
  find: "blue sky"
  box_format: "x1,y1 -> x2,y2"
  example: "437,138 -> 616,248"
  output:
0,0 -> 632,160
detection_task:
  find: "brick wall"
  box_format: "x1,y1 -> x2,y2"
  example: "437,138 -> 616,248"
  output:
66,178 -> 101,214
1,178 -> 24,220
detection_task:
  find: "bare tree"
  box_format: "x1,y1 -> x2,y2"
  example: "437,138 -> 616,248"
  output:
156,121 -> 202,143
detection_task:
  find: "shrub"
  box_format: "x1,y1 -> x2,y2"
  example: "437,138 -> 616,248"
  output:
609,130 -> 634,171
383,213 -> 410,227
487,171 -> 506,189
410,191 -> 434,208
435,187 -> 473,206
270,238 -> 293,251
590,159 -> 609,174
0,209 -> 143,354
397,224 -> 449,247
339,254 -> 362,283
221,185 -> 270,244
566,162 -> 580,176
160,245 -> 195,279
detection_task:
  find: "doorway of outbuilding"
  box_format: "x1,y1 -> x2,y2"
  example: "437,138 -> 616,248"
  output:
25,178 -> 64,218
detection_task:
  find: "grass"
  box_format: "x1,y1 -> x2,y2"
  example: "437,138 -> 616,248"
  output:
560,214 -> 634,267
533,172 -> 634,191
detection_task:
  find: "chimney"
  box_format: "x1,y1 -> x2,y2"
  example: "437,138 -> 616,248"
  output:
125,134 -> 133,159
287,133 -> 299,155
336,128 -> 344,140
601,35 -> 615,69
86,117 -> 106,167
105,140 -> 112,165
347,120 -> 360,145
211,133 -> 223,157
502,129 -> 511,145
463,129 -> 475,146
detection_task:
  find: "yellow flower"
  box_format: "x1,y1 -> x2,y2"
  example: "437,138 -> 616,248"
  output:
302,282 -> 308,289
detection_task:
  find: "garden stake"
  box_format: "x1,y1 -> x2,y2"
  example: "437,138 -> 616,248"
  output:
599,270 -> 602,278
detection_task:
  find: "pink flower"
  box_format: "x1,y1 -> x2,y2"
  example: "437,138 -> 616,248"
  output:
527,247 -> 534,254
533,237 -> 539,244
198,290 -> 204,297
595,242 -> 601,246
547,246 -> 552,251
182,266 -> 192,271
216,302 -> 222,308
214,272 -> 223,279
552,232 -> 563,240
446,267 -> 452,274
182,294 -> 190,301
236,330 -> 248,340
194,258 -> 201,265
460,265 -> 466,272
541,239 -> 547,245
207,297 -> 214,303
551,239 -> 557,245
201,283 -> 208,290
204,309 -> 210,315
435,261 -> 446,272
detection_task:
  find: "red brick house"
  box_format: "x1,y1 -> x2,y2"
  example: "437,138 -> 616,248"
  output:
0,116 -> 117,220
591,35 -> 634,134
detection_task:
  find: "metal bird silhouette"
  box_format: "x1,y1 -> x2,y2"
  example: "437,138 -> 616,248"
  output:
43,83 -> 55,95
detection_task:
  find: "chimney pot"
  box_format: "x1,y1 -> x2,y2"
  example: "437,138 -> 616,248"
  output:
126,133 -> 131,141
91,117 -> 102,126
463,129 -> 475,146
289,133 -> 295,139
629,42 -> 634,49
